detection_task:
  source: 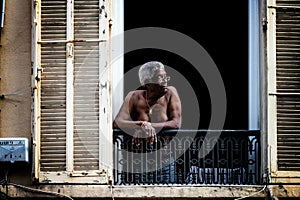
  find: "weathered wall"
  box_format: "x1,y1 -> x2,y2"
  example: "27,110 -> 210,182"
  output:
0,0 -> 32,185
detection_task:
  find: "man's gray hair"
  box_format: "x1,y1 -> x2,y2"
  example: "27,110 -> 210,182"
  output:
138,61 -> 165,85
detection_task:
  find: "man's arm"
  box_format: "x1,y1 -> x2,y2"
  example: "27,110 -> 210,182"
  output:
113,91 -> 143,130
113,91 -> 157,145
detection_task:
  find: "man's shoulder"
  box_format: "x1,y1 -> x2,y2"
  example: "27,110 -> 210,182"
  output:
125,90 -> 144,99
129,89 -> 144,95
166,86 -> 178,94
166,85 -> 176,90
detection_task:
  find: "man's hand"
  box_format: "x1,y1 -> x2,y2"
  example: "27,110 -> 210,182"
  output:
132,121 -> 157,146
141,121 -> 157,144
132,129 -> 143,147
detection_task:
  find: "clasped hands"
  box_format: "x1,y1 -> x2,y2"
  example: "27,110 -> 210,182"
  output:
132,121 -> 157,147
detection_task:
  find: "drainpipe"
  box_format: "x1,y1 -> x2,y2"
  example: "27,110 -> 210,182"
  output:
1,0 -> 4,28
0,0 -> 4,39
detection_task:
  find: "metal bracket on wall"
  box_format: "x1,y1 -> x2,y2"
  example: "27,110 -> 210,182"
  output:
0,94 -> 23,100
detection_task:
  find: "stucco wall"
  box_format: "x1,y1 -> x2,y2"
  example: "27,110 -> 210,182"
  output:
0,0 -> 31,138
0,0 -> 32,185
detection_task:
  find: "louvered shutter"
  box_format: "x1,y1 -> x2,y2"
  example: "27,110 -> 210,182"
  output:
73,0 -> 101,172
40,0 -> 67,173
276,0 -> 300,171
32,0 -> 112,183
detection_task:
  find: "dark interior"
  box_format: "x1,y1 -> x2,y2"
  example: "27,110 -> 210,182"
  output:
124,1 -> 248,130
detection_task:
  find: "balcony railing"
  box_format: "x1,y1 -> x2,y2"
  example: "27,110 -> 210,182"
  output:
113,129 -> 261,185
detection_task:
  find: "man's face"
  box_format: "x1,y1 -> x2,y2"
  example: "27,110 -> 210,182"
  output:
151,69 -> 170,87
145,69 -> 170,95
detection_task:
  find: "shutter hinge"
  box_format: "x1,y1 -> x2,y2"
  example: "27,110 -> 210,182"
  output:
66,43 -> 74,58
109,19 -> 113,28
33,0 -> 38,8
262,18 -> 268,31
35,67 -> 43,81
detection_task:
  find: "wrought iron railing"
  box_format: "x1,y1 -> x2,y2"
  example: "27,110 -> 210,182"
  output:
113,129 -> 261,185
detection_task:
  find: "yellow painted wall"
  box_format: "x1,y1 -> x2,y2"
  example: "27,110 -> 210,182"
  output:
0,0 -> 32,185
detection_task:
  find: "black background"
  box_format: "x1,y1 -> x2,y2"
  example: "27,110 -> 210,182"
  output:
124,1 -> 248,130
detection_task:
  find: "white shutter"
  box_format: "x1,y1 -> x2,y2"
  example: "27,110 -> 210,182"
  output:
73,0 -> 100,171
40,0 -> 67,173
268,0 -> 300,181
276,0 -> 300,171
32,0 -> 112,183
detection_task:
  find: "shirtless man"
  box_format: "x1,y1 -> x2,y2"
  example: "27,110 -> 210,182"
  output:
113,61 -> 182,145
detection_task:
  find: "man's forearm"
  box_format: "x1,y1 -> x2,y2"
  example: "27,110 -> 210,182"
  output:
151,120 -> 181,130
113,119 -> 144,130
